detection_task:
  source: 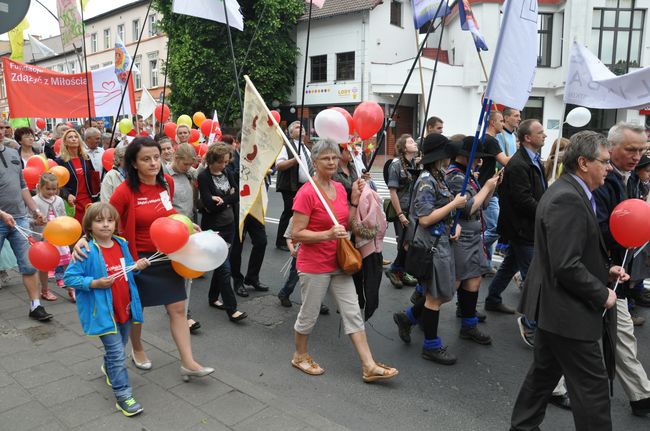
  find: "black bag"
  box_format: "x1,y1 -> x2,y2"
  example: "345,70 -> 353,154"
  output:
383,198 -> 398,222
404,219 -> 439,282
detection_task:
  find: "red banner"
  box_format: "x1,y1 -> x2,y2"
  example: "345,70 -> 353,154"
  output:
2,57 -> 136,118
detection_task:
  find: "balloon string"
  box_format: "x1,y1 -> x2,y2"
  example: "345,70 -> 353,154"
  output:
603,248 -> 630,317
15,225 -> 42,238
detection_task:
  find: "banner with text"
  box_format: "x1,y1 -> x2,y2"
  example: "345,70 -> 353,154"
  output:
3,58 -> 136,118
56,0 -> 83,48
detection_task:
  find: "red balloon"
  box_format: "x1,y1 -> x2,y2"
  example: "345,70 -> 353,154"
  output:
198,143 -> 208,157
331,107 -> 355,135
127,129 -> 137,137
36,118 -> 46,130
28,241 -> 61,272
150,217 -> 190,254
53,138 -> 62,156
353,102 -> 384,140
22,167 -> 41,190
47,159 -> 58,170
267,110 -> 281,126
610,199 -> 650,248
139,130 -> 149,137
154,104 -> 171,123
102,148 -> 115,172
189,129 -> 200,143
164,122 -> 177,139
26,155 -> 47,175
200,119 -> 213,136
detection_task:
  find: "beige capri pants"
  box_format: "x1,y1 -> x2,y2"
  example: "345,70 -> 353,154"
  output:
294,269 -> 365,335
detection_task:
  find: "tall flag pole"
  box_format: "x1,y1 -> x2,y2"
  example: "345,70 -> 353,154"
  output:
296,0 -> 315,156
79,1 -> 93,125
221,0 -> 244,112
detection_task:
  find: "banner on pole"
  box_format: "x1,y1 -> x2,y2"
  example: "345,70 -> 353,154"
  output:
238,78 -> 285,239
2,58 -> 136,118
485,0 -> 538,110
458,0 -> 488,51
115,37 -> 133,84
564,42 -> 650,109
412,0 -> 450,29
29,35 -> 57,57
56,0 -> 84,48
172,0 -> 244,31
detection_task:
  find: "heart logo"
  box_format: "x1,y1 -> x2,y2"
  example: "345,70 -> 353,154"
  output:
240,184 -> 251,197
252,115 -> 258,130
102,81 -> 116,91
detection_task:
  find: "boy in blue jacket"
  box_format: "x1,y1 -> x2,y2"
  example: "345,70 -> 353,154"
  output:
64,202 -> 150,417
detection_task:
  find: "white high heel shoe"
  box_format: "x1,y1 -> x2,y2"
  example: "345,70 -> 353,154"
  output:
131,350 -> 152,370
180,366 -> 215,382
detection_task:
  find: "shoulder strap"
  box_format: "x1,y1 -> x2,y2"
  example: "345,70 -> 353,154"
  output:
313,180 -> 340,226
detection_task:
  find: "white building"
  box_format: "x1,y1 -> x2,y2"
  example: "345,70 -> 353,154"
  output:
293,0 -> 650,158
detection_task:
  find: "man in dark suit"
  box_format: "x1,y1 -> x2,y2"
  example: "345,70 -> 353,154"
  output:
485,120 -> 547,340
511,131 -> 627,431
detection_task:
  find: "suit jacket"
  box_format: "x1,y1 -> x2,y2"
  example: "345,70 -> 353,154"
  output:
497,146 -> 547,243
197,168 -> 238,229
519,174 -> 612,341
276,139 -> 301,193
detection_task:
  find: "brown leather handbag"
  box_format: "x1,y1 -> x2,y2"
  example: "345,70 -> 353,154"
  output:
315,182 -> 362,275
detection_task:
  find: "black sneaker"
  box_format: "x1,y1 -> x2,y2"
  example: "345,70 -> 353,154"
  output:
455,305 -> 487,322
385,269 -> 403,289
393,312 -> 412,344
29,305 -> 52,321
630,397 -> 650,417
116,396 -> 143,417
244,278 -> 269,292
410,290 -> 423,305
422,346 -> 457,365
459,326 -> 492,345
278,295 -> 292,307
517,316 -> 535,348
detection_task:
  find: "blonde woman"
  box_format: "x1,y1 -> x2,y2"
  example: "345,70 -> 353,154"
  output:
544,137 -> 569,185
55,129 -> 99,223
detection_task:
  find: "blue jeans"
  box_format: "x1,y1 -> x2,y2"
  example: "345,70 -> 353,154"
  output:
0,217 -> 36,275
483,196 -> 500,261
278,257 -> 299,299
99,320 -> 132,400
486,240 -> 534,306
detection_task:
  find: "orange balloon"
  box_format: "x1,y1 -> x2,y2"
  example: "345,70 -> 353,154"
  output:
42,216 -> 82,246
49,165 -> 70,187
171,260 -> 204,279
193,112 -> 206,127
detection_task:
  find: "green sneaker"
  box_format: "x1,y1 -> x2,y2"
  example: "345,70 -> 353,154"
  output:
401,272 -> 418,286
116,396 -> 143,417
384,269 -> 403,288
100,364 -> 111,387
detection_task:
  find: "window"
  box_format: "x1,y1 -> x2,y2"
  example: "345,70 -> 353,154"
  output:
90,33 -> 97,52
592,1 -> 645,74
390,1 -> 402,27
310,55 -> 327,83
148,14 -> 158,37
538,13 -> 553,67
102,61 -> 112,68
148,52 -> 159,87
336,52 -> 355,81
134,55 -> 142,89
132,19 -> 140,41
117,24 -> 125,42
103,28 -> 111,49
522,97 -> 544,123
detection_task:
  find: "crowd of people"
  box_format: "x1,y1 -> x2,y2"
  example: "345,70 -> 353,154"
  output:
1,110 -> 650,428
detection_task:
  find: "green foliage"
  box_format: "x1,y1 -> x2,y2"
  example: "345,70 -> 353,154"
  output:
154,0 -> 304,126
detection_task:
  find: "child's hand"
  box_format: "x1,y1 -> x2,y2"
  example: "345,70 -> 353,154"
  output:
135,258 -> 150,271
91,277 -> 113,289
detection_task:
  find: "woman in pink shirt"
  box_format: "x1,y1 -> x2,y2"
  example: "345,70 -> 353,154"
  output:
291,139 -> 398,383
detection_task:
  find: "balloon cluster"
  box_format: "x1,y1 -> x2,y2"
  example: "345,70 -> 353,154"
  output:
149,215 -> 228,277
23,155 -> 68,190
28,216 -> 82,272
313,101 -> 384,147
609,199 -> 650,249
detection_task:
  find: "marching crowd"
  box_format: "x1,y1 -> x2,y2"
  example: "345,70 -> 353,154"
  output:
1,110 -> 650,428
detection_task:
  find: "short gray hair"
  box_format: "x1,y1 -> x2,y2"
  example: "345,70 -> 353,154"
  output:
563,131 -> 609,173
84,127 -> 101,139
310,138 -> 340,161
608,122 -> 645,147
113,146 -> 126,167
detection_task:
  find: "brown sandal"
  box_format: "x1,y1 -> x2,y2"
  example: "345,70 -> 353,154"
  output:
362,362 -> 399,383
291,354 -> 325,376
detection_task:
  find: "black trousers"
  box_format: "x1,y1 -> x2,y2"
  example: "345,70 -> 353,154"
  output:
511,328 -> 611,431
276,190 -> 297,247
352,252 -> 383,321
230,215 -> 267,283
207,223 -> 237,314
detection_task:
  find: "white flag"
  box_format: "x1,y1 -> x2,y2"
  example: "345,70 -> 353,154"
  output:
307,0 -> 325,8
564,42 -> 650,109
28,35 -> 57,57
172,0 -> 244,31
239,77 -> 285,238
485,0 -> 538,110
138,87 -> 157,120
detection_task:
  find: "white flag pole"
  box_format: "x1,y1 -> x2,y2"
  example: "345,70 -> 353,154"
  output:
551,103 -> 567,182
244,75 -> 339,226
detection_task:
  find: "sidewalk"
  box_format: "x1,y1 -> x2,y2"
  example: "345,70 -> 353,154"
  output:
0,270 -> 348,431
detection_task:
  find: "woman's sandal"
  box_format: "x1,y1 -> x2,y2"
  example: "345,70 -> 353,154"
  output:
362,362 -> 399,383
291,354 -> 325,376
188,319 -> 201,333
40,289 -> 58,301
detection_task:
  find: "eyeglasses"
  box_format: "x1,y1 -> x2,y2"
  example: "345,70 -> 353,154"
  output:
593,158 -> 611,166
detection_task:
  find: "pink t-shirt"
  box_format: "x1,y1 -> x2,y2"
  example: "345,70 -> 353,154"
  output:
293,181 -> 349,273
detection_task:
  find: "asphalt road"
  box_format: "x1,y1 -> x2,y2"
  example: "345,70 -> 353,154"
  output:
142,174 -> 650,431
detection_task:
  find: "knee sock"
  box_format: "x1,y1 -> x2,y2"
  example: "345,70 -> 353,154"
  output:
420,307 -> 440,343
30,299 -> 41,311
458,288 -> 479,328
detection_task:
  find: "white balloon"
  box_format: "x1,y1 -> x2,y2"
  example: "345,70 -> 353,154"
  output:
314,109 -> 349,143
168,230 -> 228,272
566,107 -> 591,128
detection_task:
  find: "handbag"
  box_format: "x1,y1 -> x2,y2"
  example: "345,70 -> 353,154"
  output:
383,198 -> 398,222
404,219 -> 439,282
314,182 -> 362,275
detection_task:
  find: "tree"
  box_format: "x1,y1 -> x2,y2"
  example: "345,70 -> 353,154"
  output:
154,0 -> 304,126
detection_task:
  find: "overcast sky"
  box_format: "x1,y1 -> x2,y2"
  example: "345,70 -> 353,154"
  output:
1,0 -> 137,41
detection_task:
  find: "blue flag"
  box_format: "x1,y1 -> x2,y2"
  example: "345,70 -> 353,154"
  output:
412,0 -> 450,29
459,0 -> 488,51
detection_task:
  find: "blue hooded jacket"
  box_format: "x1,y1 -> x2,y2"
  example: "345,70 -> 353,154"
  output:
63,236 -> 143,336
